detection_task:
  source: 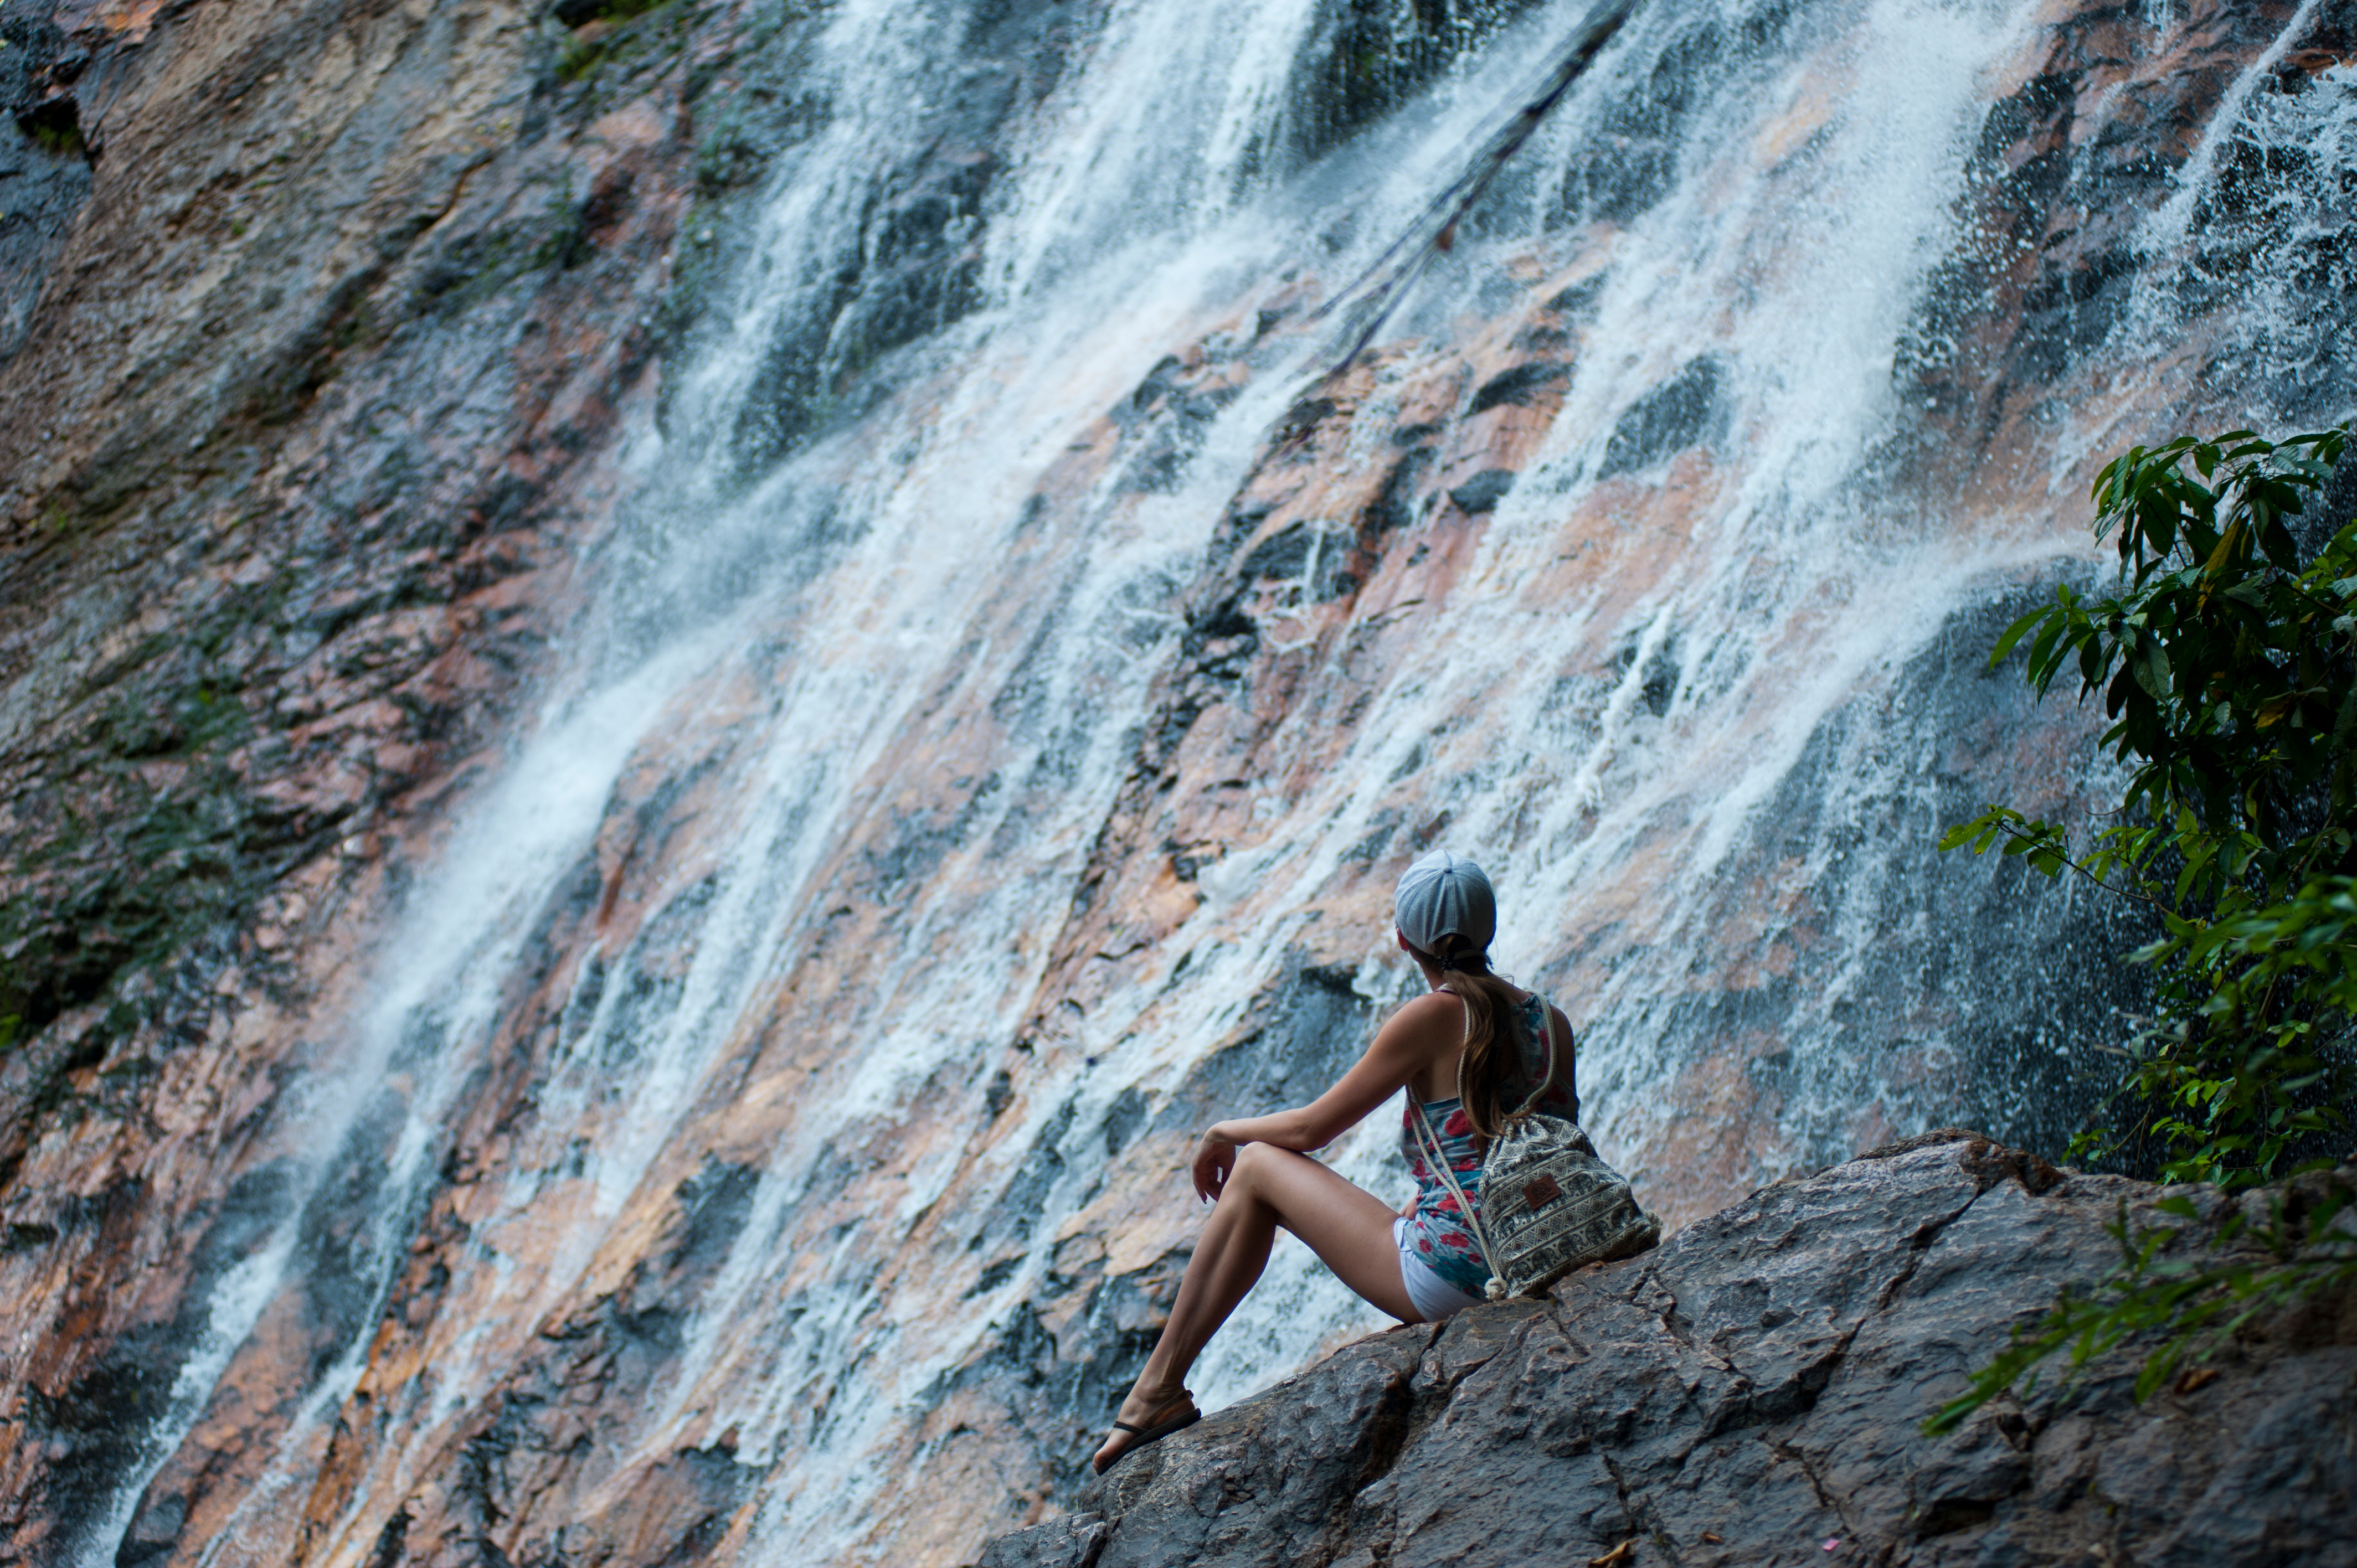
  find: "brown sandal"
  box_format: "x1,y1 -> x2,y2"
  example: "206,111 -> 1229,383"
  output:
1092,1390 -> 1200,1474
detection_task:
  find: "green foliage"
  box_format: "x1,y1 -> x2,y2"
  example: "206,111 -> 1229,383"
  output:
1926,1178 -> 2357,1433
1990,428 -> 2353,883
1943,426 -> 2356,1186
1932,425 -> 2357,1433
528,189 -> 595,271
21,106 -> 85,158
558,0 -> 676,84
557,35 -> 608,84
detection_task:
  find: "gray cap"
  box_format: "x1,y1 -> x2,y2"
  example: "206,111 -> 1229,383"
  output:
1393,849 -> 1496,955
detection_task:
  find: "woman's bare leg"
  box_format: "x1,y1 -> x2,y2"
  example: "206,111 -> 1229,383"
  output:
1094,1144 -> 1414,1470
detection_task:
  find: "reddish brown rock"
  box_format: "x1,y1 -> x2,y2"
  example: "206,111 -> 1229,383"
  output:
0,0 -> 712,1553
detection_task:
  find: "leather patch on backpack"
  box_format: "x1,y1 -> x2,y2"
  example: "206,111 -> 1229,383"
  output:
1522,1173 -> 1562,1208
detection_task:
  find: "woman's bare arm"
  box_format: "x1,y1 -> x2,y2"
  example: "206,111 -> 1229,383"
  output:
1193,991 -> 1463,1201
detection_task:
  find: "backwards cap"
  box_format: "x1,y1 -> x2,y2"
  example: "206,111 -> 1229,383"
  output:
1393,849 -> 1496,956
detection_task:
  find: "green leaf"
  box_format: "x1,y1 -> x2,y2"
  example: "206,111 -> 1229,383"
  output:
2133,634 -> 2171,699
2025,614 -> 2067,685
2202,518 -> 2246,584
2259,514 -> 2303,572
1990,606 -> 2051,668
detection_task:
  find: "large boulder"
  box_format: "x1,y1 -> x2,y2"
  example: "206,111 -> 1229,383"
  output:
982,1134 -> 2357,1568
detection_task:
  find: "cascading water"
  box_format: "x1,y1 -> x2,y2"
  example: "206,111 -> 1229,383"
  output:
74,0 -> 2353,1563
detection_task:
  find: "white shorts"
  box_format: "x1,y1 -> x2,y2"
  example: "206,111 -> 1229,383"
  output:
1393,1215 -> 1486,1322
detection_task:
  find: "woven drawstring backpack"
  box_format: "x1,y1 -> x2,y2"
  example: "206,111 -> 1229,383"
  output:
1410,1001 -> 1660,1298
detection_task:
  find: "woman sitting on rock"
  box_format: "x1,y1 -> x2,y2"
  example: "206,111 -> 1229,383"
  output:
1093,849 -> 1579,1474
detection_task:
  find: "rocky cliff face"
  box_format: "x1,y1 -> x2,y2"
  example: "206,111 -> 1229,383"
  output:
0,0 -> 721,1555
0,1 -> 2351,1566
985,1134 -> 2357,1568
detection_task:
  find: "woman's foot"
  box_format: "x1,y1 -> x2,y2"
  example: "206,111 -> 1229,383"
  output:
1090,1381 -> 1199,1475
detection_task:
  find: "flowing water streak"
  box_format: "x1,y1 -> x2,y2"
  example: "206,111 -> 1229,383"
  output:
650,8 -> 1599,1558
109,0 -> 1216,1548
660,0 -> 945,487
992,0 -> 1318,292
78,0 -> 2350,1560
94,643 -> 725,1568
2144,0 -> 2327,249
1181,0 -> 2066,1405
115,0 -> 1046,1528
2097,0 -> 2355,442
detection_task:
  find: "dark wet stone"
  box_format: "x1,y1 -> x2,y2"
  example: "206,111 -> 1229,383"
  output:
1447,468 -> 1516,515
1597,357 -> 1725,478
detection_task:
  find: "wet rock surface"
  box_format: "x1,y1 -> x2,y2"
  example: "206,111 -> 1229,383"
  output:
984,1136 -> 2357,1568
0,0 -> 2350,1565
0,0 -> 736,1554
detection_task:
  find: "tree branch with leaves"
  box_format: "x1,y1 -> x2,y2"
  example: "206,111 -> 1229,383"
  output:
1928,425 -> 2356,1431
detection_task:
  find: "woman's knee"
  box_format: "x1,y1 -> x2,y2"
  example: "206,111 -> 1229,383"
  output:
1228,1141 -> 1300,1191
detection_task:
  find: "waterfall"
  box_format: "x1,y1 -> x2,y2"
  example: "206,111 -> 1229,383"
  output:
74,0 -> 2353,1562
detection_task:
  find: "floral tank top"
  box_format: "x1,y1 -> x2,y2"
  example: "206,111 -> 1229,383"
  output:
1399,992 -> 1579,1294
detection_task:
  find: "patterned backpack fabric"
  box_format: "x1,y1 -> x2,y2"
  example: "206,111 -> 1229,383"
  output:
1410,1004 -> 1660,1299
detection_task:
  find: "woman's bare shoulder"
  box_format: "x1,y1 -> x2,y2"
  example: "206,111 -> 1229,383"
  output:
1385,990 -> 1464,1039
1392,989 -> 1463,1020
